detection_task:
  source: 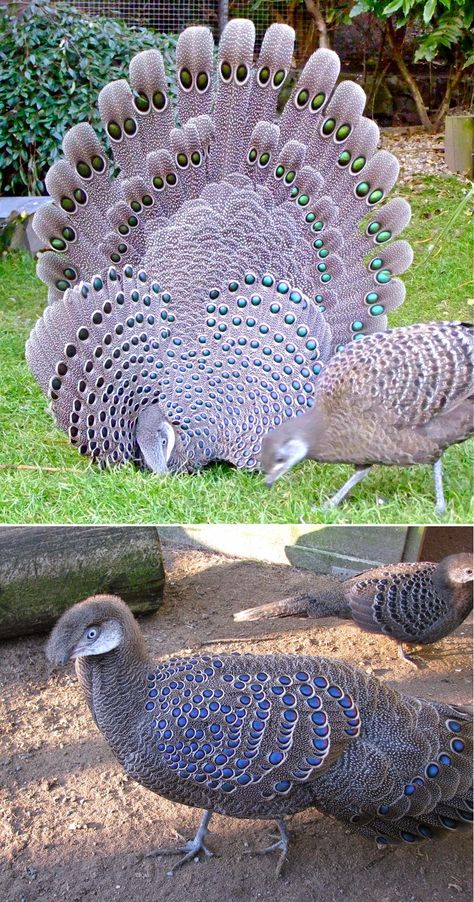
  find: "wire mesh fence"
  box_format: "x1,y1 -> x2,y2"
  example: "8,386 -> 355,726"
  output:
31,1 -> 274,38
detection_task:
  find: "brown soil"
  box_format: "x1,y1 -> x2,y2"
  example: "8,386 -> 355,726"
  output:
1,540 -> 472,902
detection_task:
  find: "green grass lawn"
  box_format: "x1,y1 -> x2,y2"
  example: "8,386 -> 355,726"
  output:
0,173 -> 472,525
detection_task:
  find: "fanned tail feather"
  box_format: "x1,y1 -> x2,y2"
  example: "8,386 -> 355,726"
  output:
28,17 -> 414,471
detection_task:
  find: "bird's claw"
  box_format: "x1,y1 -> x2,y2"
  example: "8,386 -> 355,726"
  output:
245,821 -> 289,876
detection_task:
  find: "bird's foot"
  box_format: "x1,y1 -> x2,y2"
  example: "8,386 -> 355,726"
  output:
144,810 -> 213,875
398,642 -> 424,670
316,467 -> 372,511
245,820 -> 289,877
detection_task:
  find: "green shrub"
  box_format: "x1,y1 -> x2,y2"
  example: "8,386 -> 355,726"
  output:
0,0 -> 177,195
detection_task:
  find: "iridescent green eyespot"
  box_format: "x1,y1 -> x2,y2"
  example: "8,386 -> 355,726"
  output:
118,224 -> 129,235
177,153 -> 188,168
259,66 -> 270,85
153,176 -> 164,190
318,248 -> 329,258
73,188 -> 86,204
62,227 -> 75,241
376,269 -> 392,284
284,170 -> 296,184
376,229 -> 391,243
370,257 -> 383,271
368,221 -> 380,235
63,267 -> 76,280
370,304 -> 384,315
107,121 -> 122,141
196,71 -> 209,91
368,188 -> 383,205
56,279 -> 70,291
76,161 -> 91,178
123,118 -> 137,136
153,90 -> 166,110
355,181 -> 370,198
220,61 -> 231,81
335,123 -> 351,141
305,212 -> 316,223
322,118 -> 336,136
296,88 -> 309,107
313,239 -> 324,249
60,196 -> 76,213
236,64 -> 248,83
166,173 -> 177,186
91,155 -> 105,172
134,91 -> 150,112
128,215 -> 138,227
312,221 -> 324,232
311,92 -> 325,111
351,156 -> 366,173
51,237 -> 66,251
365,292 -> 379,303
275,164 -> 285,178
273,69 -> 285,87
248,148 -> 257,163
259,152 -> 270,166
131,201 -> 141,213
110,252 -> 121,263
191,152 -> 201,166
297,194 -> 309,206
117,243 -> 127,253
142,194 -> 153,206
180,68 -> 192,89
290,186 -> 298,198
338,150 -> 351,166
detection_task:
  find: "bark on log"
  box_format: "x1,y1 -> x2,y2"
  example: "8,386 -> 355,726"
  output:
0,526 -> 164,638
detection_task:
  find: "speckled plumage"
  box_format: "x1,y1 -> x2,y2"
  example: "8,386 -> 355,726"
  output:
26,19 -> 414,474
261,321 -> 474,510
47,596 -> 472,871
235,554 -> 473,655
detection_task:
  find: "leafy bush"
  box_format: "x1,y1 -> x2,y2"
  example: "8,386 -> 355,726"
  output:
0,1 -> 177,195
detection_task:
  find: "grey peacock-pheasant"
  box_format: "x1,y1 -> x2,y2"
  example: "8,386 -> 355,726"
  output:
235,554 -> 473,667
47,595 -> 473,875
25,20 -> 473,510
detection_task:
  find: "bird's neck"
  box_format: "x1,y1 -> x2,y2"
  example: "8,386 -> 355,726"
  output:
435,575 -> 473,616
77,643 -> 149,757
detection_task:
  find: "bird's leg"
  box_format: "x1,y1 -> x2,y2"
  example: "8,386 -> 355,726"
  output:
397,641 -> 422,670
247,819 -> 290,877
145,809 -> 214,875
320,467 -> 372,510
433,459 -> 447,516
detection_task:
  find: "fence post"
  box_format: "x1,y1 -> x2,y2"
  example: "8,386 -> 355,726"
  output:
218,0 -> 229,35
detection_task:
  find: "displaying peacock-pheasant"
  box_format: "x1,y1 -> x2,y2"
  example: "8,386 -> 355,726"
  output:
46,595 -> 472,875
25,19 -> 472,510
235,554 -> 473,667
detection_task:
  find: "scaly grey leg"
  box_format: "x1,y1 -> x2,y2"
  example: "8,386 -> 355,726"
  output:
321,467 -> 372,510
145,809 -> 213,875
248,819 -> 290,876
433,459 -> 447,516
398,641 -> 422,670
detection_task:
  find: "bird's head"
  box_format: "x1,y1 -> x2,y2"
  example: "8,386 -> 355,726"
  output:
46,595 -> 144,666
261,424 -> 308,486
439,553 -> 473,588
136,404 -> 176,474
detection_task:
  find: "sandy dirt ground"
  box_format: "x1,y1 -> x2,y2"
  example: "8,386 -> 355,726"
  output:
1,539 -> 472,902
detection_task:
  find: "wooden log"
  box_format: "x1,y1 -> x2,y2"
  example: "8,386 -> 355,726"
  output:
445,115 -> 474,178
0,526 -> 165,639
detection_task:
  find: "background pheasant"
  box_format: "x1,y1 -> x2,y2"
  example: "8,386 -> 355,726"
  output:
46,595 -> 473,875
26,19 -> 416,477
234,553 -> 473,666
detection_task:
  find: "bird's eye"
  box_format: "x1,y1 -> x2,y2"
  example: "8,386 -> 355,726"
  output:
275,454 -> 285,464
162,437 -> 167,447
87,627 -> 98,640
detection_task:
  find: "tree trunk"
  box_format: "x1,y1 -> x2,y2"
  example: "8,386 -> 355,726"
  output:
304,0 -> 329,49
433,61 -> 465,132
386,19 -> 433,131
